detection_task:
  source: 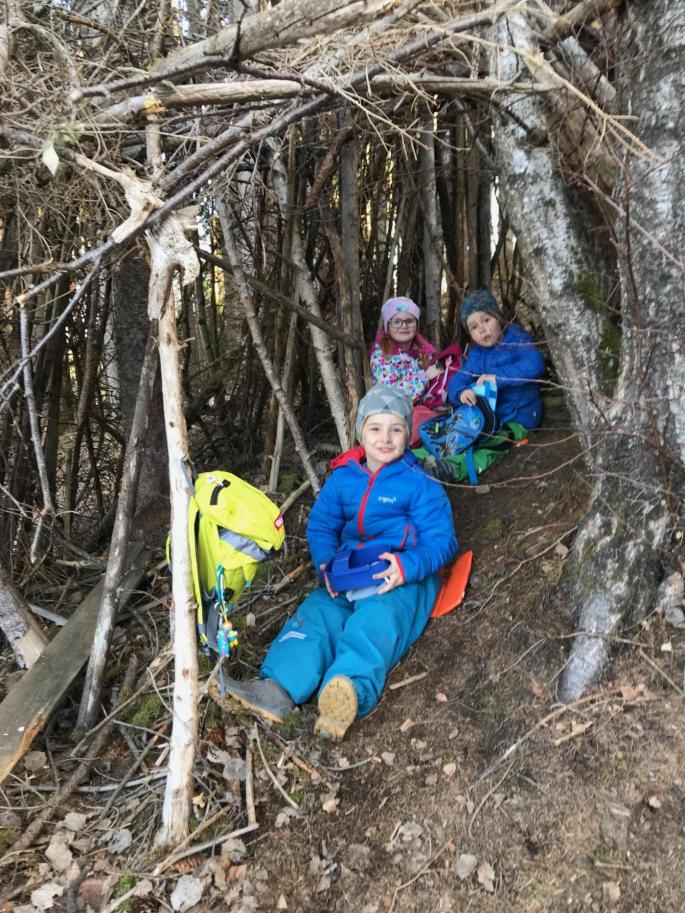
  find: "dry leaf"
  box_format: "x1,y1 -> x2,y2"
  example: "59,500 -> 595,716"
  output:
660,641 -> 673,653
647,794 -> 662,809
322,797 -> 340,814
227,864 -> 248,881
399,719 -> 414,733
381,752 -> 395,766
442,762 -> 457,778
424,773 -> 438,786
530,679 -> 547,701
31,884 -> 64,911
277,895 -> 288,910
477,860 -> 495,892
435,692 -> 448,703
170,874 -> 204,911
46,834 -> 73,873
192,792 -> 206,808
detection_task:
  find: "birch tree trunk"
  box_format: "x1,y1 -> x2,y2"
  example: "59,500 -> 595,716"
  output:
490,10 -> 610,439
560,0 -> 684,699
155,288 -> 199,849
492,3 -> 684,698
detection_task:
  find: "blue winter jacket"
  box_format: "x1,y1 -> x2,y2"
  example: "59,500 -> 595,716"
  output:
447,323 -> 545,429
306,448 -> 458,585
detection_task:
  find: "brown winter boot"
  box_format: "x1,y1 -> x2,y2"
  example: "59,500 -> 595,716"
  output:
314,676 -> 358,741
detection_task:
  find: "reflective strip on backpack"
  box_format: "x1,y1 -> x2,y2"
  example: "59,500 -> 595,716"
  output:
218,528 -> 271,561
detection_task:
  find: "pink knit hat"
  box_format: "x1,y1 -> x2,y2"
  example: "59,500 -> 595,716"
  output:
381,296 -> 421,331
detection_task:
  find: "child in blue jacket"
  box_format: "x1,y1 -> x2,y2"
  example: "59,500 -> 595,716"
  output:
211,385 -> 458,741
448,289 -> 545,429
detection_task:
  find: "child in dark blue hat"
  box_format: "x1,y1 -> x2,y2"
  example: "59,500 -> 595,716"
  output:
210,384 -> 458,741
448,289 -> 545,430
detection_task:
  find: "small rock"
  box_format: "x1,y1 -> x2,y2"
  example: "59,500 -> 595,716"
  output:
665,606 -> 685,627
599,804 -> 630,852
170,874 -> 204,912
381,752 -> 395,766
424,773 -> 438,786
277,895 -> 288,910
46,834 -> 73,873
602,881 -> 621,905
456,853 -> 478,881
23,751 -> 47,773
222,837 -> 247,863
443,762 -> 457,778
399,719 -> 414,733
0,810 -> 20,828
435,692 -> 448,703
554,542 -> 569,558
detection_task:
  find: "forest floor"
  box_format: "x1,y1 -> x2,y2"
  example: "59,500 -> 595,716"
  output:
1,401 -> 684,913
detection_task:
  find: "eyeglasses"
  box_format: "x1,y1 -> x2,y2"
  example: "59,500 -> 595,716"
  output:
388,317 -> 417,328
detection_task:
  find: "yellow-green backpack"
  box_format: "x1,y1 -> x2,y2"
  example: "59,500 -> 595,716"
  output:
188,471 -> 285,654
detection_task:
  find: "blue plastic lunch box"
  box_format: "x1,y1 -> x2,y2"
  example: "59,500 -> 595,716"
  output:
325,542 -> 391,592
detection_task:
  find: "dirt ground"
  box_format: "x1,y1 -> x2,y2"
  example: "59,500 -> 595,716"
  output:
1,403 -> 684,913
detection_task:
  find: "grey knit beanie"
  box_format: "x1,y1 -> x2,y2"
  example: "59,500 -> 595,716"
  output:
355,384 -> 413,441
460,289 -> 503,331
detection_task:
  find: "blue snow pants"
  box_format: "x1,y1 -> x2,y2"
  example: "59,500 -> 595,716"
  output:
260,574 -> 440,718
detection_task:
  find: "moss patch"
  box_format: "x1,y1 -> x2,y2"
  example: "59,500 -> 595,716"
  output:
123,693 -> 164,730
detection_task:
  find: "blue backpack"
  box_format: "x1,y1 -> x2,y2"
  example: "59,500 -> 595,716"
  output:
419,380 -> 500,484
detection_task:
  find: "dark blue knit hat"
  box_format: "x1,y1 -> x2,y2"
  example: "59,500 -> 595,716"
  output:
460,289 -> 503,331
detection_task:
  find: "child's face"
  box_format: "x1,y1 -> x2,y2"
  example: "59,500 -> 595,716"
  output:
387,314 -> 418,346
466,310 -> 502,348
361,412 -> 408,472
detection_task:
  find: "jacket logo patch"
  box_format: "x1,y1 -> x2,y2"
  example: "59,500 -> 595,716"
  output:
377,495 -> 397,504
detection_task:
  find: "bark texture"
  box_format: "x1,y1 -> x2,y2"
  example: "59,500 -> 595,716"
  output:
490,10 -> 611,438
560,0 -> 685,699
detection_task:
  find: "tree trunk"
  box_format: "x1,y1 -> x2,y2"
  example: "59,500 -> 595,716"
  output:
490,9 -> 611,440
155,289 -> 199,849
112,255 -> 169,520
76,331 -> 158,730
561,0 -> 685,699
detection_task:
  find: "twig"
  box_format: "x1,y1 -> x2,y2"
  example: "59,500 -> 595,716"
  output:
254,725 -> 299,810
388,838 -> 453,913
467,760 -> 515,839
273,562 -> 310,594
153,796 -> 241,875
4,658 -> 139,859
638,648 -> 685,697
245,735 -> 257,827
389,672 -> 428,690
279,480 -> 312,515
470,687 -> 623,788
102,721 -> 170,814
155,823 -> 259,872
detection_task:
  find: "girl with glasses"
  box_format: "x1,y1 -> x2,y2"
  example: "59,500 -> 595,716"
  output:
369,297 -> 463,444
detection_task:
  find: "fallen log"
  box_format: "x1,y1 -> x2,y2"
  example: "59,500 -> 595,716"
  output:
0,543 -> 149,785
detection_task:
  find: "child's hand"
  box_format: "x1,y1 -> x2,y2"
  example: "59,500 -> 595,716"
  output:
476,374 -> 496,386
374,553 -> 403,595
460,389 -> 477,405
320,562 -> 338,598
